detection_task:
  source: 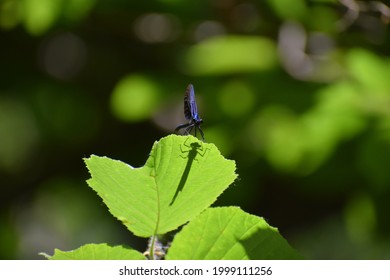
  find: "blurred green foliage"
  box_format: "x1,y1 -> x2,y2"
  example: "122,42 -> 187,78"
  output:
110,74 -> 161,122
184,36 -> 277,75
1,0 -> 390,259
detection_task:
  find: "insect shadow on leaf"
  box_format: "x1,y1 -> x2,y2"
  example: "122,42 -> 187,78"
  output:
170,137 -> 210,205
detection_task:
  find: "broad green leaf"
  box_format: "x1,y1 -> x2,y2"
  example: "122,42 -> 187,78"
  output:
44,243 -> 146,260
85,135 -> 237,237
166,207 -> 302,260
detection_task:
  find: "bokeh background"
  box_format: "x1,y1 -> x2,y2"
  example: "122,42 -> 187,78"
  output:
1,0 -> 390,259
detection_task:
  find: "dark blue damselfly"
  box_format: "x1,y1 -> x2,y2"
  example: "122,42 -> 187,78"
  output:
175,84 -> 205,141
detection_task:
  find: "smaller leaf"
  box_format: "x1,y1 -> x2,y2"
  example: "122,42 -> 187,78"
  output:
166,207 -> 302,260
43,243 -> 146,260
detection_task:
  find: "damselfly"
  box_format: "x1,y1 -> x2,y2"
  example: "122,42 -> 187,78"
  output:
175,84 -> 205,141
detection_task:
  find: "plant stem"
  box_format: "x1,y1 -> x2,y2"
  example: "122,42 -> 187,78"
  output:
148,234 -> 156,260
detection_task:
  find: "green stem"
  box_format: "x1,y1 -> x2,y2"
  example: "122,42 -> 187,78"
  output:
148,235 -> 156,260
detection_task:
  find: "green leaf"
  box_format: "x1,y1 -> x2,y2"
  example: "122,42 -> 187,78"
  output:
166,207 -> 303,260
44,243 -> 146,260
84,135 -> 237,237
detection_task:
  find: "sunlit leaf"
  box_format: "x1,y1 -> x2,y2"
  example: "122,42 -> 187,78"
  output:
45,243 -> 146,260
85,135 -> 237,237
166,207 -> 302,260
